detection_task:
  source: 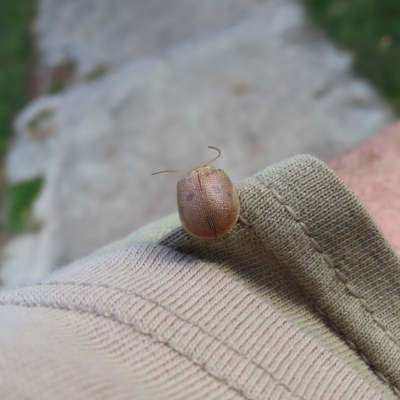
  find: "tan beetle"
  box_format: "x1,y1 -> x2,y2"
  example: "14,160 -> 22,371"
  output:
152,146 -> 243,240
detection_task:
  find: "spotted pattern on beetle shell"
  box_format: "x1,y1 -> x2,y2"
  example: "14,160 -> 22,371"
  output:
177,166 -> 240,239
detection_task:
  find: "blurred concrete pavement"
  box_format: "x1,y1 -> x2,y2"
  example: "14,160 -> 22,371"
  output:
2,0 -> 394,286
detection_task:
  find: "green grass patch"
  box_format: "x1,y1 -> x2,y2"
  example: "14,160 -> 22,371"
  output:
8,176 -> 44,235
84,65 -> 109,82
0,1 -> 35,159
302,0 -> 400,113
0,1 -> 38,237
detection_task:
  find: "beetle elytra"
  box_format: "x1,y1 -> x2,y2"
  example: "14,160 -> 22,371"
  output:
152,146 -> 241,239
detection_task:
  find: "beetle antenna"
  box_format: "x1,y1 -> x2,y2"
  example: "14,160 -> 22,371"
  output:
203,146 -> 221,167
151,169 -> 188,176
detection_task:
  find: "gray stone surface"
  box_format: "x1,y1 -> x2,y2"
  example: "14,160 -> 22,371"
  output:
36,0 -> 271,75
2,0 -> 394,286
7,96 -> 60,182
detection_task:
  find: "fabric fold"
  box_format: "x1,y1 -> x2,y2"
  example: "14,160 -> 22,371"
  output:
0,155 -> 397,399
253,156 -> 400,393
160,155 -> 400,396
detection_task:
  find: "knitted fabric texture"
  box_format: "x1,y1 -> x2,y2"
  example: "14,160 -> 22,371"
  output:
0,155 -> 399,399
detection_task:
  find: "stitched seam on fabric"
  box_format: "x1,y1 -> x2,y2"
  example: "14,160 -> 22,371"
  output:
256,176 -> 400,397
0,298 -> 308,400
29,280 -> 309,400
261,179 -> 399,346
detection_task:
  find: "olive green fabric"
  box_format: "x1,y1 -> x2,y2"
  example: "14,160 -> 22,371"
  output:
145,154 -> 400,398
0,155 -> 399,399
